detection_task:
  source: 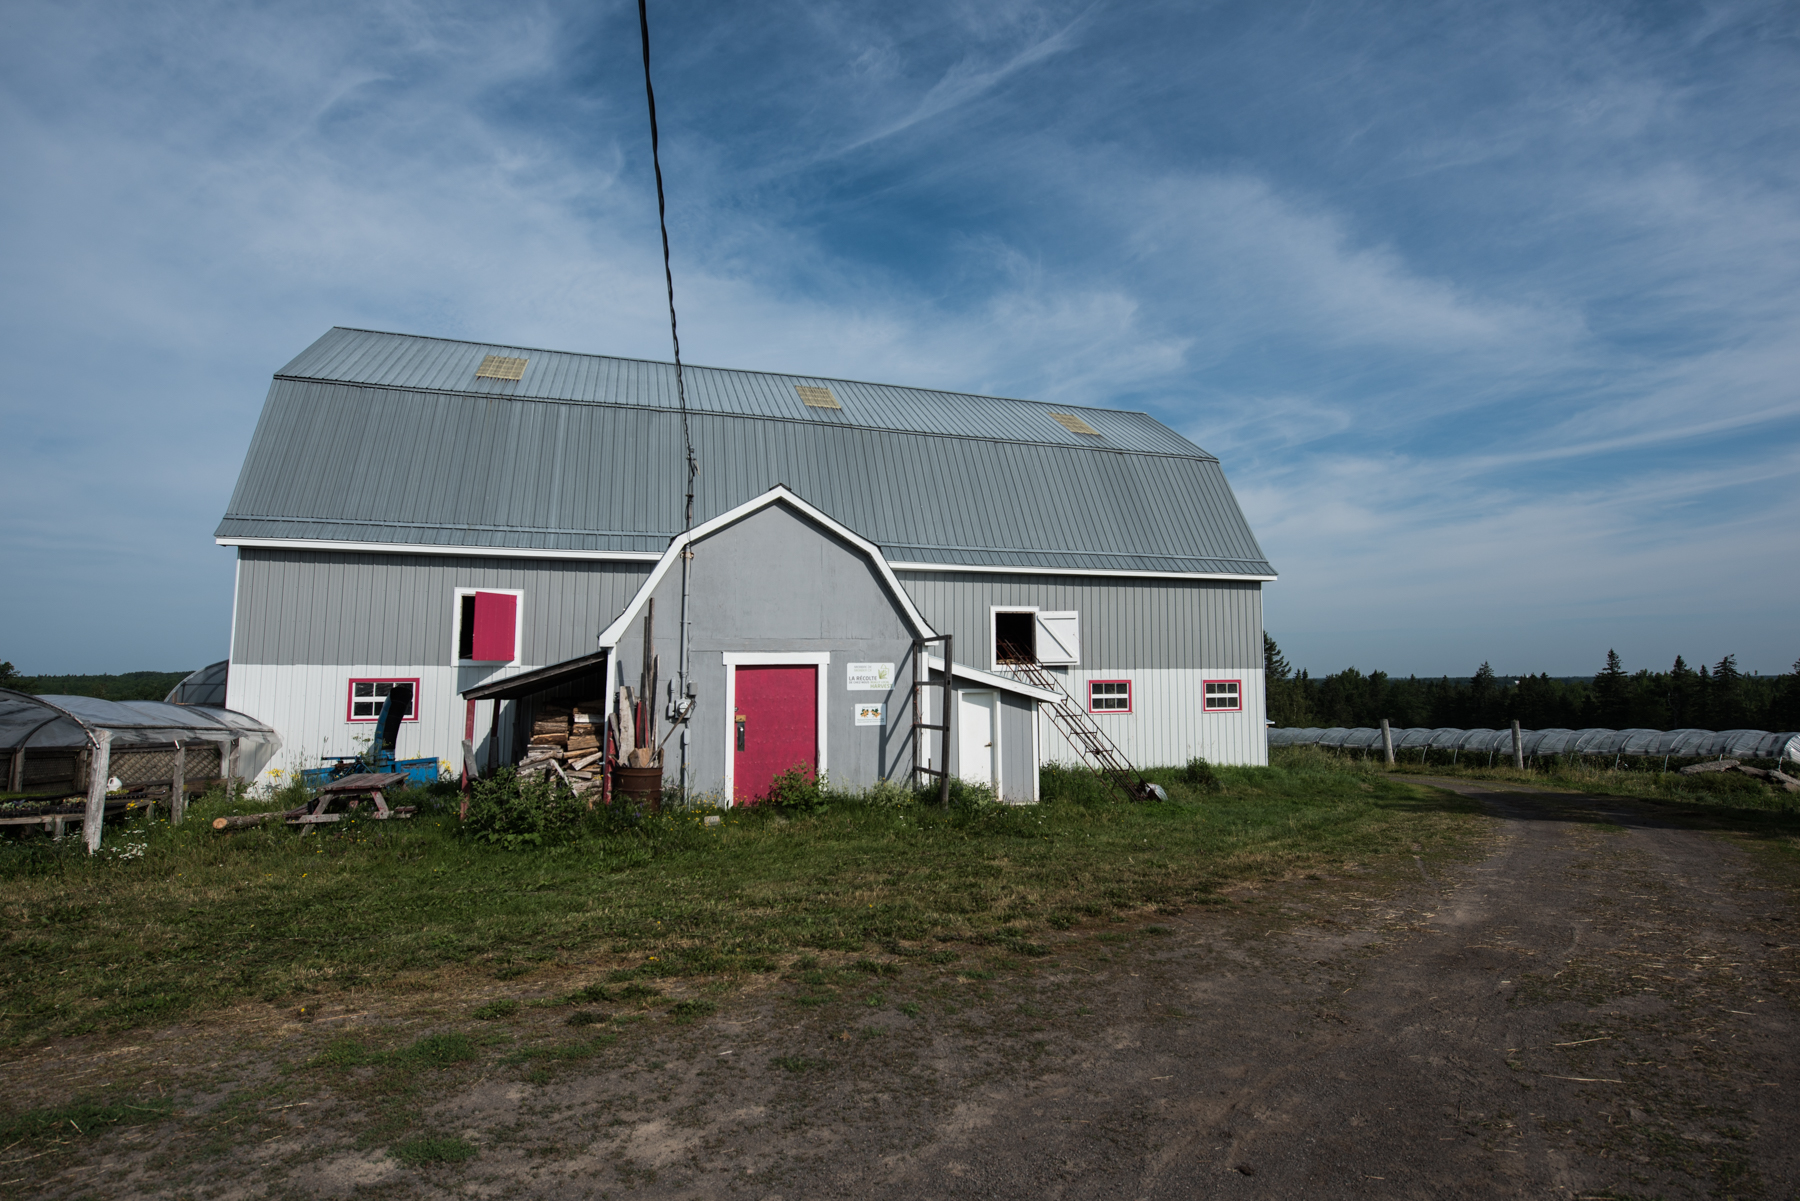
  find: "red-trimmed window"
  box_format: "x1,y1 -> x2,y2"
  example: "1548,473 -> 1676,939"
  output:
347,678 -> 420,723
1089,679 -> 1132,714
1203,679 -> 1241,712
457,590 -> 519,662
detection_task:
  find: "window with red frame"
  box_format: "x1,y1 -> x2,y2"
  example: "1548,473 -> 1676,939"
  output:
1088,679 -> 1131,713
1203,679 -> 1241,712
347,678 -> 420,722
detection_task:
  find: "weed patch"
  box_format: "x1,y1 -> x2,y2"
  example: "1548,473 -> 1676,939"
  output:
472,1000 -> 520,1020
0,1097 -> 174,1144
391,1135 -> 477,1165
670,998 -> 718,1023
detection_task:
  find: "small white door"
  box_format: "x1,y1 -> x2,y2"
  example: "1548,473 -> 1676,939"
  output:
957,691 -> 997,789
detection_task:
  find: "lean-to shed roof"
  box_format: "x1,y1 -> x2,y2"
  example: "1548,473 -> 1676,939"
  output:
217,328 -> 1275,578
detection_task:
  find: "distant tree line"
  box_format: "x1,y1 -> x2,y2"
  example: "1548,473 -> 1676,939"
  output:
1264,637 -> 1800,732
0,665 -> 193,703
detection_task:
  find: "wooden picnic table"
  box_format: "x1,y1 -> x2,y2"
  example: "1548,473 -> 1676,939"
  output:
287,772 -> 416,830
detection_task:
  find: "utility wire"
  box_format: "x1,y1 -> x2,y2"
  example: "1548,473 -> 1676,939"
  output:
637,0 -> 697,801
637,0 -> 696,520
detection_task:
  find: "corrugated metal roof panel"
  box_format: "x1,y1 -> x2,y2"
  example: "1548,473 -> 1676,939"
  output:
277,327 -> 1210,457
229,331 -> 1274,577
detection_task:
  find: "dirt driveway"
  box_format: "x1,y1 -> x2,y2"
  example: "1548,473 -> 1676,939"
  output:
7,780 -> 1798,1199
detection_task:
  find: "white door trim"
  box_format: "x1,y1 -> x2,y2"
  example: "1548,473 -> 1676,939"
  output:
721,651 -> 831,806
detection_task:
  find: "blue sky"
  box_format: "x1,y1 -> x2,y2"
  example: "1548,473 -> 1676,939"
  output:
3,0 -> 1796,679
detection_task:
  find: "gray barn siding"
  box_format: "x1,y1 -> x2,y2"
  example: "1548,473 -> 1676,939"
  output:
608,504 -> 924,801
894,572 -> 1263,671
232,549 -> 652,666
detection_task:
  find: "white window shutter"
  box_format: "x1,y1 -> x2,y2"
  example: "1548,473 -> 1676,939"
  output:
1035,611 -> 1080,665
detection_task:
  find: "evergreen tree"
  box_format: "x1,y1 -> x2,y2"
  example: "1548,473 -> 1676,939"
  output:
1469,662 -> 1498,727
1668,656 -> 1697,727
1262,634 -> 1312,727
1777,657 -> 1800,731
1593,649 -> 1629,727
1711,654 -> 1744,728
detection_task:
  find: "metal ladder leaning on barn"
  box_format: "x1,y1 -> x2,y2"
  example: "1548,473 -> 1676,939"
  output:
1002,660 -> 1158,802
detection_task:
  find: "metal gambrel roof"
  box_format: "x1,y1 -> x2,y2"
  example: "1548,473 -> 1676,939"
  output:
219,328 -> 1275,577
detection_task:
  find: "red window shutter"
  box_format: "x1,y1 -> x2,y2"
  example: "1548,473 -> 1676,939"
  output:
471,592 -> 517,661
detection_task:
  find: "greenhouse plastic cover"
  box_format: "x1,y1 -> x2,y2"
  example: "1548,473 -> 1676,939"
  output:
1268,726 -> 1800,761
0,690 -> 282,778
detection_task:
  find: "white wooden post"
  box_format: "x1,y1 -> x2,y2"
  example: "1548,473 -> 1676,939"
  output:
170,741 -> 187,826
1380,718 -> 1395,766
1511,720 -> 1524,771
84,729 -> 112,855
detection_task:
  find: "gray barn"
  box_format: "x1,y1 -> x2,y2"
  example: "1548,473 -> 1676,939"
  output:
217,328 -> 1275,803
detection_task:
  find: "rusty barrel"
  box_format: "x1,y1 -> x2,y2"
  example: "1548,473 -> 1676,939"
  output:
614,765 -> 663,812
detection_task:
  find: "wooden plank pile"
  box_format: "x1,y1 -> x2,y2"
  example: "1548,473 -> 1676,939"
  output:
1678,759 -> 1800,792
518,702 -> 609,793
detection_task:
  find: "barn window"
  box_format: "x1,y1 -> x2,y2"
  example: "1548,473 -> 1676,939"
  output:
347,678 -> 420,722
992,608 -> 1081,668
1089,680 -> 1131,713
455,589 -> 521,663
1204,679 -> 1241,712
994,610 -> 1035,664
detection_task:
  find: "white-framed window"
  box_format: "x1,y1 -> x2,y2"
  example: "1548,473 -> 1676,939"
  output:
453,588 -> 523,665
1204,679 -> 1242,712
347,678 -> 420,723
1089,679 -> 1132,714
990,606 -> 1080,668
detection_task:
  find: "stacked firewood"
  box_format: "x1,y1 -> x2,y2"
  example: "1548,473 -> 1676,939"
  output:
516,702 -> 608,793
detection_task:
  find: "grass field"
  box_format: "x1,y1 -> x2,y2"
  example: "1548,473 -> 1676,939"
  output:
1374,754 -> 1800,809
0,748 -> 1490,1046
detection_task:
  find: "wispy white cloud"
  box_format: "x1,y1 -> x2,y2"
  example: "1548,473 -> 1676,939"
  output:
1,0 -> 1796,675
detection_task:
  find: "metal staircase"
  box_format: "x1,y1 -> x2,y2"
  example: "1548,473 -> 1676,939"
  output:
1003,660 -> 1155,801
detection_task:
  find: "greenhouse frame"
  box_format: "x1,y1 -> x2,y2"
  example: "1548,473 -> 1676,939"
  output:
0,690 -> 281,850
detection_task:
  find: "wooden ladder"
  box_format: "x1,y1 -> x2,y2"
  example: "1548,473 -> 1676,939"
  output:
1004,660 -> 1152,800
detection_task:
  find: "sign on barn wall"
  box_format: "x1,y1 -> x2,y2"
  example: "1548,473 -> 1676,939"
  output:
855,703 -> 886,727
846,662 -> 895,691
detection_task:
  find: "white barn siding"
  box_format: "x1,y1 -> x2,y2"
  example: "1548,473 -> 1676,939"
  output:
895,570 -> 1267,766
226,549 -> 651,784
1038,668 -> 1268,768
893,571 -> 1262,670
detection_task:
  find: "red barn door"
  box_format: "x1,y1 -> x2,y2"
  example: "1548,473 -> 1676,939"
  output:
733,665 -> 817,804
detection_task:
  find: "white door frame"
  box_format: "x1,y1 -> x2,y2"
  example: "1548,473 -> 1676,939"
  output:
721,651 -> 831,806
957,689 -> 1001,796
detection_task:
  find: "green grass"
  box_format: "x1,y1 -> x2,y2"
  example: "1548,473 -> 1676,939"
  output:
0,1097 -> 175,1144
390,1134 -> 477,1165
471,999 -> 520,1020
0,749 -> 1482,1044
1380,755 -> 1800,811
307,1032 -> 479,1070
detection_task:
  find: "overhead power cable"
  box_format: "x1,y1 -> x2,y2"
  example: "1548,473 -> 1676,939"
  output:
636,0 -> 698,797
